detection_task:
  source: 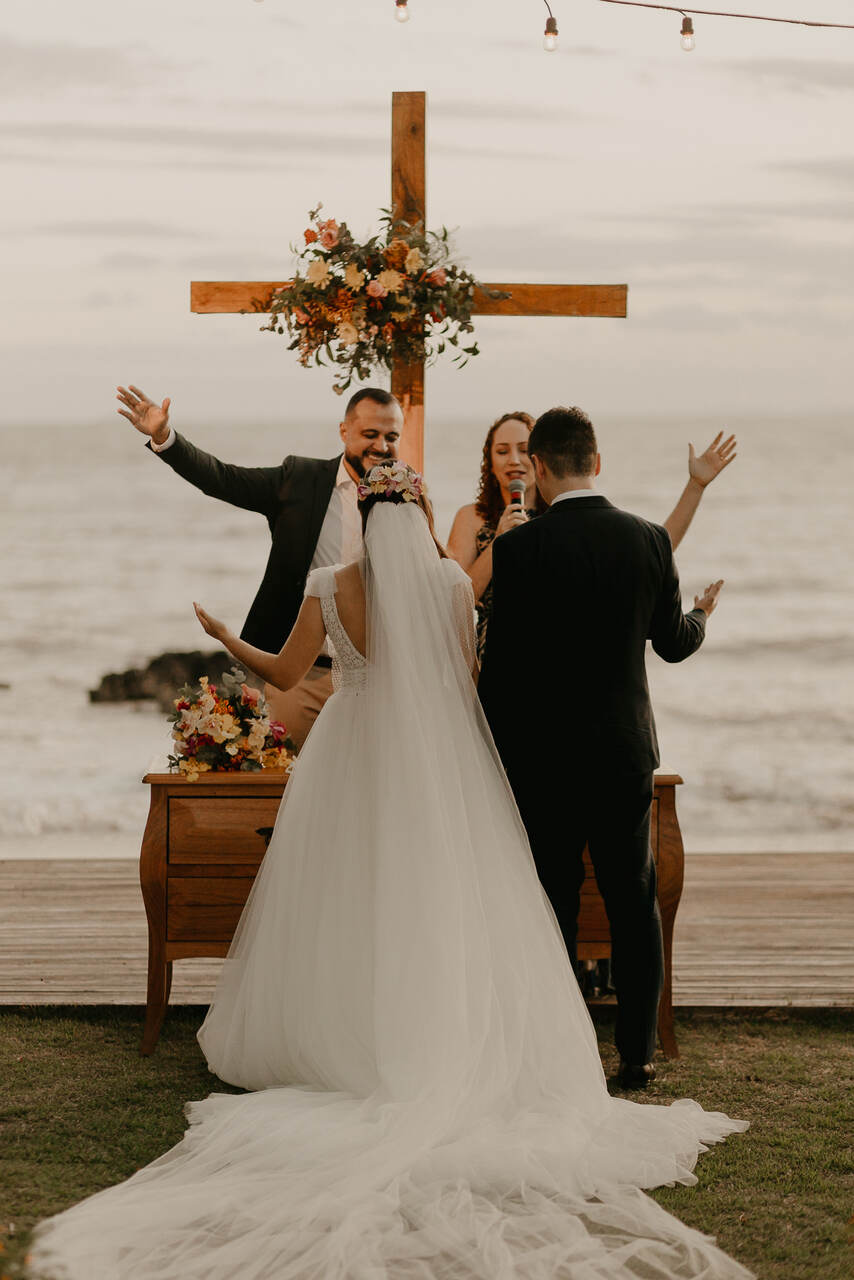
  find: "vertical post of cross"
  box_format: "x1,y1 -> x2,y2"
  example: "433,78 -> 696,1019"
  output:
390,90 -> 427,472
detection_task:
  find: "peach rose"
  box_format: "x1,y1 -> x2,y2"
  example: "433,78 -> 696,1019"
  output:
366,279 -> 387,299
319,227 -> 339,249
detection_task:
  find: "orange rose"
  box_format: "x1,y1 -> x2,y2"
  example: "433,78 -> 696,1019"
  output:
384,238 -> 409,270
304,229 -> 318,244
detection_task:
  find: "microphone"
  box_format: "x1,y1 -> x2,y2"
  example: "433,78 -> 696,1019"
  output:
509,479 -> 526,508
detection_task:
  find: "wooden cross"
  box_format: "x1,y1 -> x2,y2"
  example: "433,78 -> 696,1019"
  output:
190,91 -> 627,471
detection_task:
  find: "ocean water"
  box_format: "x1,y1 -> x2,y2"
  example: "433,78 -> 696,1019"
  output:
2,415 -> 852,857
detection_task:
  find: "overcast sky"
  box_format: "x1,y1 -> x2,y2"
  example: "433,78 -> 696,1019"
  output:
2,0 -> 853,430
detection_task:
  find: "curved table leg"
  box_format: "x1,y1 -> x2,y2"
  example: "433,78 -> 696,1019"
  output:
139,787 -> 168,1056
656,785 -> 685,1060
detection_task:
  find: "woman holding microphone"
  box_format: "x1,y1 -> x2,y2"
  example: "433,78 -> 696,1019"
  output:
447,410 -> 736,662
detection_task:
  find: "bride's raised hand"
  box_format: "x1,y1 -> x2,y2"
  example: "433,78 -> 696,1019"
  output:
116,384 -> 171,443
688,431 -> 737,488
194,602 -> 227,642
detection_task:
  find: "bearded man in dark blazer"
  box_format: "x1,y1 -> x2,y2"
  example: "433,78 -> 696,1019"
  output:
116,383 -> 403,747
478,405 -> 723,1089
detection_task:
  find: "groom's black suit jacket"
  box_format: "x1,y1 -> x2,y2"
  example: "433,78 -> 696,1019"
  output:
148,433 -> 341,651
479,495 -> 706,778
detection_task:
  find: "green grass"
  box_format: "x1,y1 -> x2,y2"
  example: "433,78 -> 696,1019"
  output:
0,1006 -> 851,1278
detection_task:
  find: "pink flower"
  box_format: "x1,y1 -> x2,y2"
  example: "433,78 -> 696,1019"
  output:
366,279 -> 387,299
428,268 -> 447,286
319,227 -> 339,250
293,307 -> 310,324
240,682 -> 260,706
269,720 -> 287,741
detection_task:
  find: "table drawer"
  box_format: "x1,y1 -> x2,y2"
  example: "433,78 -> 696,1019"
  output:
168,796 -> 281,864
167,876 -> 257,941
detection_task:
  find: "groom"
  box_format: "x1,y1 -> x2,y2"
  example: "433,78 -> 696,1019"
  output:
116,383 -> 403,747
478,405 -> 722,1089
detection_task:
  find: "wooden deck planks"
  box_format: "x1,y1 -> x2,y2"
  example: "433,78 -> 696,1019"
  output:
2,854 -> 852,1008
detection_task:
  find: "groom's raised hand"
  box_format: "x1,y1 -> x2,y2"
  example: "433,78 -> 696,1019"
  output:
688,432 -> 737,488
116,384 -> 171,445
693,579 -> 724,616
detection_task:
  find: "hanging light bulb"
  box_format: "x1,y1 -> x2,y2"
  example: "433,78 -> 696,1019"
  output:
395,0 -> 410,22
543,16 -> 559,51
680,16 -> 695,50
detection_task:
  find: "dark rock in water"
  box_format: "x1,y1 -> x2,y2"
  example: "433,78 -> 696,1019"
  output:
89,651 -> 265,713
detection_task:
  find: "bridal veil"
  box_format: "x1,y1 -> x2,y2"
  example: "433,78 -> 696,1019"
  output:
30,500 -> 751,1279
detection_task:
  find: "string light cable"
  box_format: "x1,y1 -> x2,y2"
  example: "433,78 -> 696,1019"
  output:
598,1 -> 854,32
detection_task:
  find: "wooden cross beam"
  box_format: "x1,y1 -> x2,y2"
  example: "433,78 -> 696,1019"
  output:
190,91 -> 627,471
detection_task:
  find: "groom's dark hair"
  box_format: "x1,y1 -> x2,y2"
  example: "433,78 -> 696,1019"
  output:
344,387 -> 399,418
528,406 -> 597,478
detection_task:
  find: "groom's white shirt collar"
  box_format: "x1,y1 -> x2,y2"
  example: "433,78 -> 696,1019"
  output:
335,454 -> 355,490
550,489 -> 599,505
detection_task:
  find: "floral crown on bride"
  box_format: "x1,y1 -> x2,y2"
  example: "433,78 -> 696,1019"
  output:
357,460 -> 425,503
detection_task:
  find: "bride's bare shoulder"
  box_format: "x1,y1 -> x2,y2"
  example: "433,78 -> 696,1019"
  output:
334,561 -> 366,598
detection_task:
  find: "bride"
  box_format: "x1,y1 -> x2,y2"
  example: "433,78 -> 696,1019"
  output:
31,463 -> 751,1279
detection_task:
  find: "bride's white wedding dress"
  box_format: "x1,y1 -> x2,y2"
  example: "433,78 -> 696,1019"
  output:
31,502 -> 751,1280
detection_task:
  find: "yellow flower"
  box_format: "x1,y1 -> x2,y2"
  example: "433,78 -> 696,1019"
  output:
178,759 -> 211,781
336,321 -> 359,346
306,259 -> 331,289
404,247 -> 423,273
377,268 -> 404,295
344,263 -> 366,290
209,713 -> 240,743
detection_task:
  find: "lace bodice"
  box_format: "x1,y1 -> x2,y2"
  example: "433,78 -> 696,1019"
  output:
304,559 -> 475,692
304,566 -> 367,693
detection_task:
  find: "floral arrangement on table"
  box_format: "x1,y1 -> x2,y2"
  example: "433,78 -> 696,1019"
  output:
167,667 -> 295,782
260,206 -> 506,393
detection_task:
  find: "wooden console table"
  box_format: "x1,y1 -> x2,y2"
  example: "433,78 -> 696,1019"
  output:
139,770 -> 289,1055
139,771 -> 684,1057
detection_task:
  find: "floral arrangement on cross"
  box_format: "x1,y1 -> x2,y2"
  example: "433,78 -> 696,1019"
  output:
260,206 -> 506,393
168,667 -> 295,782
